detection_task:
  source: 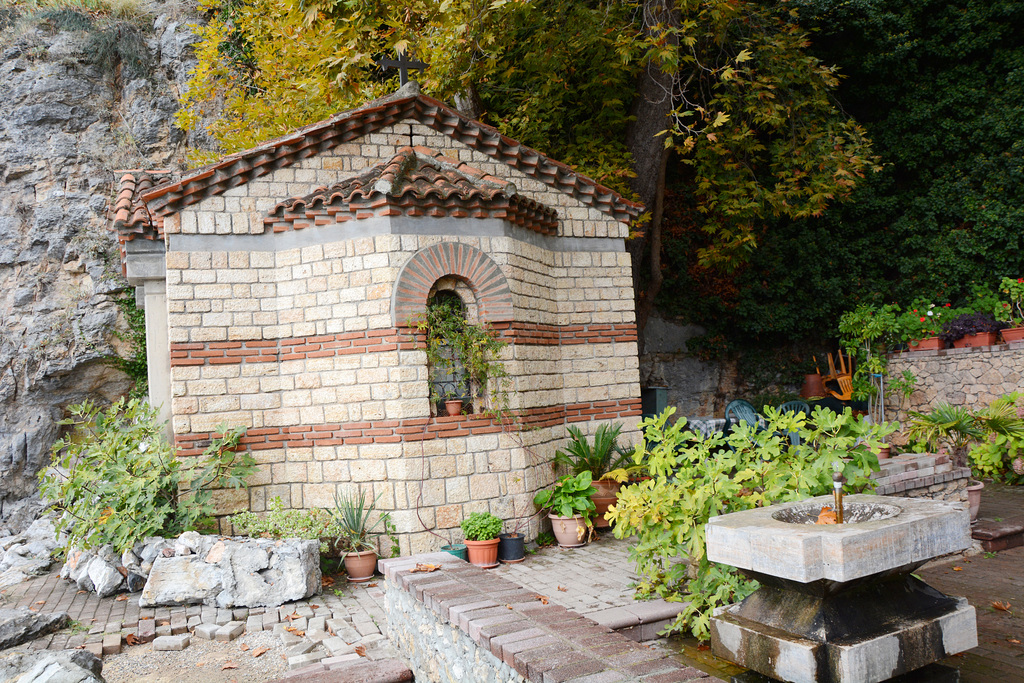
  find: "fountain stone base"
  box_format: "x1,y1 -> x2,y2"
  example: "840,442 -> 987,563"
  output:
707,495 -> 977,683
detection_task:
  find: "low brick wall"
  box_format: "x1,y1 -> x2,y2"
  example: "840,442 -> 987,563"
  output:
871,453 -> 970,502
381,553 -> 709,683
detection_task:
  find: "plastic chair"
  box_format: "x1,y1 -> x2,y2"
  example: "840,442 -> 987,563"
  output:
828,376 -> 853,402
723,399 -> 761,436
778,400 -> 811,446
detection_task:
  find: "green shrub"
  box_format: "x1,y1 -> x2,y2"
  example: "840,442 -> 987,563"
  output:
40,398 -> 255,553
970,392 -> 1024,485
608,406 -> 894,642
532,472 -> 597,524
231,497 -> 342,554
459,511 -> 503,541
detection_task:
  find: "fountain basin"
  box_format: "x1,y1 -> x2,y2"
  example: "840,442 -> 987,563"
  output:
706,494 -> 970,584
706,494 -> 977,683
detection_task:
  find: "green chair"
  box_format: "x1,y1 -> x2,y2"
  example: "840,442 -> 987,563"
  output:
778,400 -> 812,445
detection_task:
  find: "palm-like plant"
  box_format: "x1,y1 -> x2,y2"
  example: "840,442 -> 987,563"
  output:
907,403 -> 984,468
552,423 -> 627,480
330,490 -> 395,554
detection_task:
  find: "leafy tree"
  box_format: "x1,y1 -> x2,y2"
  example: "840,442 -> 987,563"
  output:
177,0 -> 878,346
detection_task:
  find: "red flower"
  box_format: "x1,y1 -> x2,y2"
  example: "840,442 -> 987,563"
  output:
1018,278 -> 1023,283
945,303 -> 951,307
920,317 -> 926,322
913,309 -> 918,313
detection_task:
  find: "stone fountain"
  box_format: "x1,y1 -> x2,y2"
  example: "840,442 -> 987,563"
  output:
706,494 -> 977,683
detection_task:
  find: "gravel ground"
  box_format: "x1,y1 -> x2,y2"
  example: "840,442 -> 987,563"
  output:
101,630 -> 290,683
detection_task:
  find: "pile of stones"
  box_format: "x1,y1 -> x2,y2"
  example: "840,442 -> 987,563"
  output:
59,531 -> 321,607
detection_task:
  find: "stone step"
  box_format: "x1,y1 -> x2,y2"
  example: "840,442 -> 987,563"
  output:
972,521 -> 1024,552
269,656 -> 412,683
589,599 -> 687,641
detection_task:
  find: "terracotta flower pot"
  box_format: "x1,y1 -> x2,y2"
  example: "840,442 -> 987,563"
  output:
344,550 -> 378,582
909,336 -> 944,351
876,445 -> 891,460
800,373 -> 826,399
463,538 -> 500,568
1001,327 -> 1024,343
445,399 -> 463,416
967,480 -> 984,524
590,479 -> 621,529
953,332 -> 998,348
549,514 -> 588,548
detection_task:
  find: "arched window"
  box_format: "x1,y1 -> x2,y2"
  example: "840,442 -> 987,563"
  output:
424,290 -> 473,416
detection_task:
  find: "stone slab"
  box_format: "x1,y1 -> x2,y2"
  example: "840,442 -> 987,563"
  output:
706,494 -> 971,583
215,621 -> 245,642
153,634 -> 190,651
193,623 -> 220,640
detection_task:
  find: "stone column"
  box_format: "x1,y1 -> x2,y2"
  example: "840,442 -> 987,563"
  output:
125,239 -> 172,443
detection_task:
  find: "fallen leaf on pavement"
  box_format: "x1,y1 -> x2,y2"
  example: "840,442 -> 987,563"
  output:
355,645 -> 367,657
1008,638 -> 1021,645
322,576 -> 335,587
410,563 -> 441,573
696,643 -> 710,651
124,634 -> 139,646
557,586 -> 567,592
222,662 -> 238,670
952,567 -> 963,571
367,582 -> 378,588
310,604 -> 320,610
252,647 -> 270,658
159,620 -> 169,626
239,643 -> 249,651
992,601 -> 1012,612
115,595 -> 129,601
35,601 -> 45,605
536,595 -> 548,605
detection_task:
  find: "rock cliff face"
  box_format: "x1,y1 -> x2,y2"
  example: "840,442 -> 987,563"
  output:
0,4 -> 204,532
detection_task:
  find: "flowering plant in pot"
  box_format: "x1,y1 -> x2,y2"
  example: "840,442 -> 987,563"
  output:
896,301 -> 960,350
997,277 -> 1024,342
939,312 -> 1006,348
330,490 -> 399,582
533,472 -> 596,548
459,511 -> 503,568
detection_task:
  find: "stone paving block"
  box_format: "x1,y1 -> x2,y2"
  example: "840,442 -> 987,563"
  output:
88,624 -> 104,636
215,609 -> 232,625
280,633 -> 303,647
156,623 -> 172,638
170,614 -> 188,635
307,630 -> 330,643
307,616 -> 326,633
216,621 -> 245,642
232,608 -> 248,621
273,623 -> 290,635
137,619 -> 156,644
290,617 -> 308,631
246,615 -> 264,633
323,653 -> 361,667
288,651 -> 325,670
194,623 -> 220,640
295,605 -> 315,619
322,637 -> 355,656
101,633 -> 121,656
263,611 -> 280,630
187,615 -> 201,629
357,633 -> 386,647
286,641 -> 316,658
104,621 -> 121,634
153,634 -> 191,651
84,642 -> 103,659
186,605 -> 201,617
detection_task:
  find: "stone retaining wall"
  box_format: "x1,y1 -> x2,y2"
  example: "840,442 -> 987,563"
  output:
871,453 -> 970,502
381,553 -> 708,683
886,342 -> 1024,439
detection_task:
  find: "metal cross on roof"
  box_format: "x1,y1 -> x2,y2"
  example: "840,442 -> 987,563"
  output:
375,49 -> 428,86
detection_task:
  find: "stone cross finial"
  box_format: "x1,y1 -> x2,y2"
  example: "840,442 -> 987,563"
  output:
375,49 -> 427,85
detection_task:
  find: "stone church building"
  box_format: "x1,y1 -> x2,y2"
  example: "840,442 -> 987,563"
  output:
113,83 -> 643,554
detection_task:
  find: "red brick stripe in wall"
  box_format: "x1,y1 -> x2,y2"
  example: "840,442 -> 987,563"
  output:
170,322 -> 638,366
175,397 -> 642,455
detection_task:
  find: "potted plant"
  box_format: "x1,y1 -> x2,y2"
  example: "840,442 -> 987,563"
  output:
939,312 -> 1006,349
415,295 -> 510,418
907,404 -> 985,522
497,527 -> 525,564
553,423 -> 629,528
533,472 -> 596,548
460,511 -> 503,568
997,277 -> 1024,343
330,490 -> 398,582
897,301 -> 959,351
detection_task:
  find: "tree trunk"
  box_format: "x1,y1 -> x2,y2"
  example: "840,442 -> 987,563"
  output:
625,0 -> 678,356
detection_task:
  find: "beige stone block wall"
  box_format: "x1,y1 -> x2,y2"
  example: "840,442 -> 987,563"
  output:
886,345 -> 1024,443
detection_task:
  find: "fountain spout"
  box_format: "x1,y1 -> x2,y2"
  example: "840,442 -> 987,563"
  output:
832,471 -> 846,524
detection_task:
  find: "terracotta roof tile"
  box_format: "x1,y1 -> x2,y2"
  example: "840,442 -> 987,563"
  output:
266,147 -> 559,235
138,84 -> 641,225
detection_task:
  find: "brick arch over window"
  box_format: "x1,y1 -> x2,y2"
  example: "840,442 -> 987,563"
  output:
392,243 -> 513,326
